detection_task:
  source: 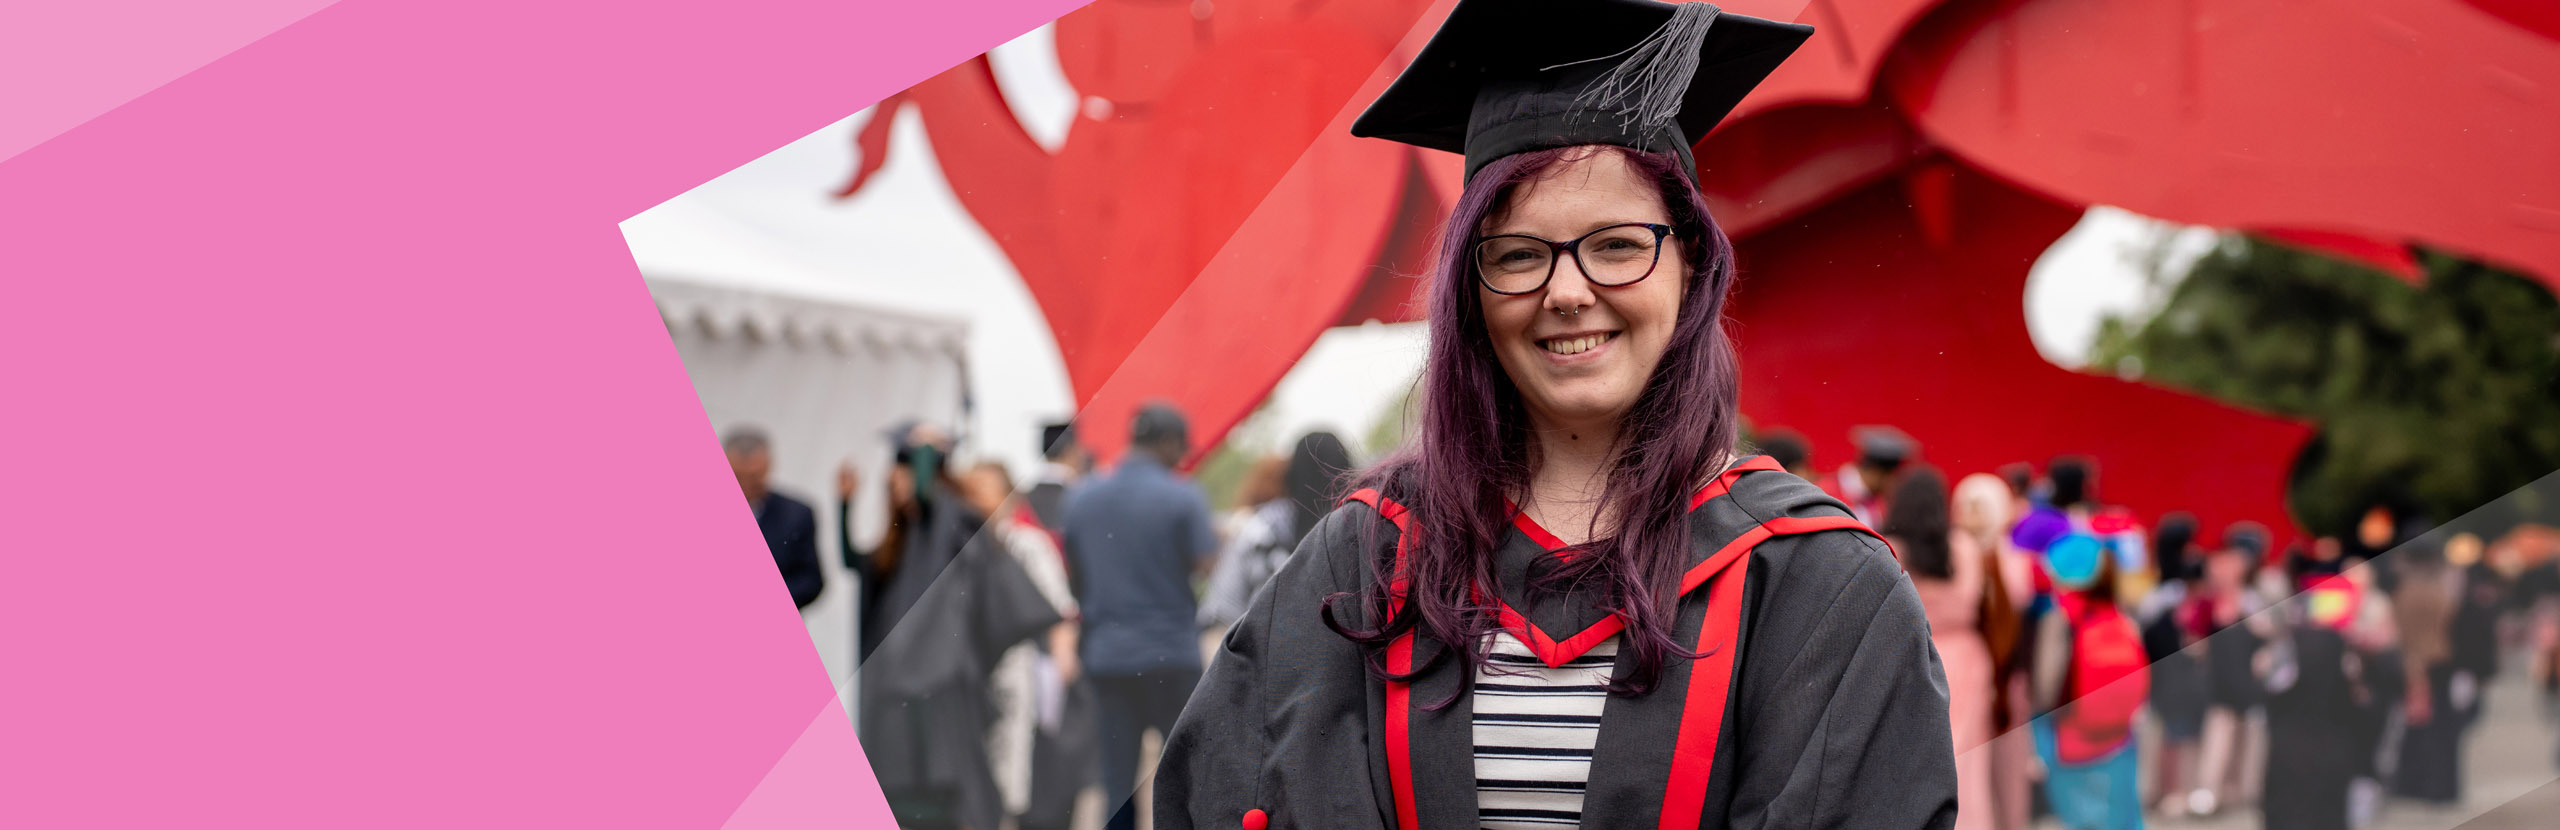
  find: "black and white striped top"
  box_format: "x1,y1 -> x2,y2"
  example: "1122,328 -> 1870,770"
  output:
1473,631 -> 1617,829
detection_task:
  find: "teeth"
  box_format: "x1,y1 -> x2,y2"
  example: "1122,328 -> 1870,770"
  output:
1540,333 -> 1612,355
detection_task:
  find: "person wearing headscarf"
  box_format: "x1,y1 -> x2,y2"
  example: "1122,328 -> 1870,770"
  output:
1198,432 -> 1355,632
1953,472 -> 2035,830
1152,3 -> 1955,827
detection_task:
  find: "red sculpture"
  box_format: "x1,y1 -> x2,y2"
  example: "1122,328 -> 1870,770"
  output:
840,0 -> 2560,543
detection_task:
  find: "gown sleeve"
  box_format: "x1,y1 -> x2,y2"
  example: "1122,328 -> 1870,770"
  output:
1155,504 -> 1393,830
970,529 -> 1067,663
1728,531 -> 1959,830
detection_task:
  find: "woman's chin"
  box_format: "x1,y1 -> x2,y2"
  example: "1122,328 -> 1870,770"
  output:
1524,389 -> 1637,430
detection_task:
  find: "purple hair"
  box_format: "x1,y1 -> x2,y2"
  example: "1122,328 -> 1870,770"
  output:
1324,144 -> 1744,699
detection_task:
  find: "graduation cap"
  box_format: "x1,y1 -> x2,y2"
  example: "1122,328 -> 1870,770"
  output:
1040,421 -> 1077,460
1351,0 -> 1812,182
1849,425 -> 1916,471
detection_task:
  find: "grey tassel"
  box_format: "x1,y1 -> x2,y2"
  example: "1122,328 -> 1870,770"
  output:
1541,2 -> 1722,146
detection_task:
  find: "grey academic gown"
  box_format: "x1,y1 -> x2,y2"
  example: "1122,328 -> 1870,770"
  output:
1154,456 -> 1957,830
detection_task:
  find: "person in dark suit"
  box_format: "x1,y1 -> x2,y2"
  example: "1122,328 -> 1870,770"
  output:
724,425 -> 822,609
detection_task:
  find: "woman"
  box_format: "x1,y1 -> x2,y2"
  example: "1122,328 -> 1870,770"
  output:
1885,468 -> 1994,830
2444,533 -> 2503,752
1153,3 -> 1956,828
1953,472 -> 2034,830
840,424 -> 1065,830
1199,432 -> 1356,632
2391,536 -> 2463,804
958,462 -> 1087,830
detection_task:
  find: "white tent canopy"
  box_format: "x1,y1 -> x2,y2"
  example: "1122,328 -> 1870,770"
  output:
646,271 -> 969,701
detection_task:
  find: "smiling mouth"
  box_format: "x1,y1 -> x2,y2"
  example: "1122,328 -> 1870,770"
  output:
1539,332 -> 1619,356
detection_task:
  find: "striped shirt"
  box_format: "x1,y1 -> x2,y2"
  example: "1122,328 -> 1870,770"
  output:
1474,630 -> 1617,828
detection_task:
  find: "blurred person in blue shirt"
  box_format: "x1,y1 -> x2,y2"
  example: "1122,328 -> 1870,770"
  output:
1063,402 -> 1219,830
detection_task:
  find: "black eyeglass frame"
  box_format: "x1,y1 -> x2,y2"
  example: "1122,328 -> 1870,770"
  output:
1471,222 -> 1675,296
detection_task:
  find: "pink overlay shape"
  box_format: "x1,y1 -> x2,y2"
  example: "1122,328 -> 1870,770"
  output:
0,0 -> 343,163
0,0 -> 1089,827
722,699 -> 887,829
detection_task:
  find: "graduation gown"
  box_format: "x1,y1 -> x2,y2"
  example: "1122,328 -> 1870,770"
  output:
2260,627 -> 2362,830
855,491 -> 1066,830
1155,457 -> 1958,830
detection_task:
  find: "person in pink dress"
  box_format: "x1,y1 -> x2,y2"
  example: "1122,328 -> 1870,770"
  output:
1887,467 -> 2007,830
1954,472 -> 2035,830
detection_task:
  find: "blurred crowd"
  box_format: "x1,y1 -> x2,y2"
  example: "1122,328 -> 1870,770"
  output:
723,403 -> 1354,830
1755,425 -> 2560,830
720,411 -> 2560,830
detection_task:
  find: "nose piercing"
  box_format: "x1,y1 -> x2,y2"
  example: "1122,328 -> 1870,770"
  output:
1555,307 -> 1581,316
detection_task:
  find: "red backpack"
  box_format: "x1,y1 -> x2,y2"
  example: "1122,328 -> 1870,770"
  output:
2053,591 -> 2149,764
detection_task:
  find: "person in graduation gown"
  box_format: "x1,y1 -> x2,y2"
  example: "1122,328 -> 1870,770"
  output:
846,423 -> 1066,830
2444,533 -> 2503,751
1153,3 -> 1957,828
2255,577 -> 2367,830
2391,535 -> 2465,804
958,462 -> 1087,830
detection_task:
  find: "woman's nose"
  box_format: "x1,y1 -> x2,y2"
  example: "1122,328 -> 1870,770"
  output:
1544,254 -> 1598,312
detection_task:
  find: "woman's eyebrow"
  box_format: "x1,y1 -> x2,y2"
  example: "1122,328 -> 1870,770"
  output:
1483,219 -> 1667,239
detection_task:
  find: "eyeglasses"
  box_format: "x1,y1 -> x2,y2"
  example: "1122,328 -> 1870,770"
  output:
1472,222 -> 1673,296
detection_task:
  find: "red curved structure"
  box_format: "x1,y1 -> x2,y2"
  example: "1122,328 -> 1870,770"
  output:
840,0 -> 2559,542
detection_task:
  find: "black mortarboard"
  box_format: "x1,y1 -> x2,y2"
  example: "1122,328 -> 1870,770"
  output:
1850,425 -> 1915,470
1041,421 -> 1076,460
1351,0 -> 1812,182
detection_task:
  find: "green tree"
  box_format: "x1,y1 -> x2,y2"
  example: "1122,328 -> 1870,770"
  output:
1194,401 -> 1277,513
2089,237 -> 2560,536
1366,384 -> 1418,459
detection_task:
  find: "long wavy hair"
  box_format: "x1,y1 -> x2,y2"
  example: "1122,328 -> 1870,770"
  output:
1325,144 -> 1745,698
1882,466 -> 1952,580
